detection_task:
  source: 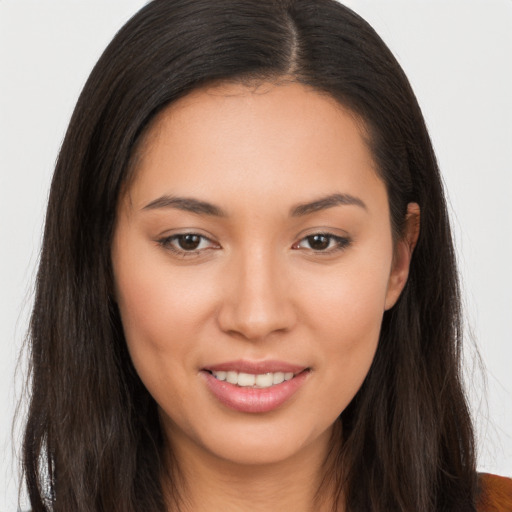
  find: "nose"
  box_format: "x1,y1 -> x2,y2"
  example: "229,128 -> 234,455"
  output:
216,247 -> 297,341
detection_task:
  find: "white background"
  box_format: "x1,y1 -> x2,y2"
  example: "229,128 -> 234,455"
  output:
1,1 -> 511,510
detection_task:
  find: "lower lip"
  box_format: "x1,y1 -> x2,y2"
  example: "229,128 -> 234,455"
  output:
202,370 -> 310,413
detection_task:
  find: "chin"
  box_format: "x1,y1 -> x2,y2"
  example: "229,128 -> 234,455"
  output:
210,437 -> 304,466
178,416 -> 334,468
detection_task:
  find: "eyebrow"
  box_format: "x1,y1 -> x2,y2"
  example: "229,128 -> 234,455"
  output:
290,193 -> 367,216
142,195 -> 226,216
142,192 -> 367,217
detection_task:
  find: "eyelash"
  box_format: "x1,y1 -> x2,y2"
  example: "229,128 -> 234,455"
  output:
292,233 -> 351,253
157,233 -> 219,257
157,232 -> 351,257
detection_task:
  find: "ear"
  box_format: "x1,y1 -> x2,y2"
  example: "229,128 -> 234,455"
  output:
384,202 -> 420,310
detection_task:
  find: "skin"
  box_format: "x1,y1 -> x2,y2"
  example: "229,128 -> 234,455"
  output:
111,81 -> 419,511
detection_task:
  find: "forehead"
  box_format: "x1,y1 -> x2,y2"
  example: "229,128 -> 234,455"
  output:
125,81 -> 385,214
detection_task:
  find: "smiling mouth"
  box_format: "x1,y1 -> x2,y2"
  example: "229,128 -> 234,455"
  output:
202,366 -> 311,413
204,369 -> 309,388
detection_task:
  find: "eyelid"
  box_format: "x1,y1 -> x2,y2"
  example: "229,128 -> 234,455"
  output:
291,230 -> 352,253
157,231 -> 221,257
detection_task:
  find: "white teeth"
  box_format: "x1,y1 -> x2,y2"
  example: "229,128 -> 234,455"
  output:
214,371 -> 227,381
255,373 -> 273,387
211,370 -> 298,388
237,372 -> 256,387
272,372 -> 285,384
226,371 -> 238,384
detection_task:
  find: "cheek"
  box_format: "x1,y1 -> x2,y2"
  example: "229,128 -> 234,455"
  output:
301,251 -> 392,407
112,241 -> 219,378
307,254 -> 391,341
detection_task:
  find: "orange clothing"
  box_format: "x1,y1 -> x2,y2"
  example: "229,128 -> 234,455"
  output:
477,473 -> 512,511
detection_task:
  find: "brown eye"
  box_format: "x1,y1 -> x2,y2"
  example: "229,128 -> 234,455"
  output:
158,233 -> 219,255
177,234 -> 202,250
293,233 -> 351,253
306,234 -> 330,250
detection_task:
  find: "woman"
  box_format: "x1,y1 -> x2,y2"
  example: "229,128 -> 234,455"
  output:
21,0 -> 511,511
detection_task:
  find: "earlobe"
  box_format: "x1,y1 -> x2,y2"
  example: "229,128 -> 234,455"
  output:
384,202 -> 420,310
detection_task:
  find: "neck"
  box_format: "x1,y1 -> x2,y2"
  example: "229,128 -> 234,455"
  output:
162,426 -> 343,512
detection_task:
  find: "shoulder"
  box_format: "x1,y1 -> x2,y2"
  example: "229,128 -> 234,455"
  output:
477,473 -> 512,512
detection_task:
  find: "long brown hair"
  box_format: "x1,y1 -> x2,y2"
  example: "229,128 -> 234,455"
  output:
23,1 -> 477,510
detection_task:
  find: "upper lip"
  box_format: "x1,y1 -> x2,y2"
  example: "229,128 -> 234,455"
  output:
202,359 -> 308,374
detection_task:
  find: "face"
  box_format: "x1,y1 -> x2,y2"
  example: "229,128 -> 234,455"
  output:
111,82 -> 416,468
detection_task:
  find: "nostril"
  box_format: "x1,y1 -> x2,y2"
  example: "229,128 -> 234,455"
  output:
216,302 -> 296,341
